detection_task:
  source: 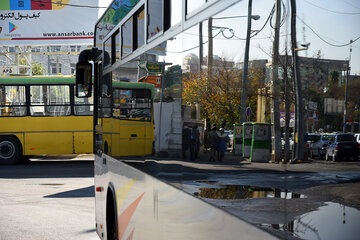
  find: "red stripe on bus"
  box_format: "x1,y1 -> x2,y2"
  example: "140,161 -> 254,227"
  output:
11,37 -> 94,40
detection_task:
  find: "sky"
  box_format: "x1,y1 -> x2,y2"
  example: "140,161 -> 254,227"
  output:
98,0 -> 360,75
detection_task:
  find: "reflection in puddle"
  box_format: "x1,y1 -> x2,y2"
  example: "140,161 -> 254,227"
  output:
40,183 -> 64,186
259,202 -> 360,240
195,185 -> 305,200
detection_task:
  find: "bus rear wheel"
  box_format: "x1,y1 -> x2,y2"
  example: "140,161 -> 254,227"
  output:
0,136 -> 22,165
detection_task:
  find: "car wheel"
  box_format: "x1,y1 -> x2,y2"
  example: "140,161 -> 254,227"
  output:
0,136 -> 23,165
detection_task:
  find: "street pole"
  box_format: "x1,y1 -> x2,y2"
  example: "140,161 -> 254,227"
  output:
343,66 -> 349,133
208,17 -> 213,73
199,22 -> 203,73
343,40 -> 352,133
240,0 -> 253,123
270,0 -> 282,162
284,50 -> 291,163
290,0 -> 304,162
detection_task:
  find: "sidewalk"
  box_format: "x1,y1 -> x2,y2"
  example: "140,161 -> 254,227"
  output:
183,146 -> 244,165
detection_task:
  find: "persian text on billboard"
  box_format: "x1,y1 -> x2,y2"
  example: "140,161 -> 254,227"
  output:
0,0 -> 98,45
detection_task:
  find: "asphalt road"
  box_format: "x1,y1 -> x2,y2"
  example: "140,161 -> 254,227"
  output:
0,156 -> 97,240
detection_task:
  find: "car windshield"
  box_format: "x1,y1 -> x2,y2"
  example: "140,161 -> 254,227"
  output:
308,134 -> 321,141
338,134 -> 356,142
322,135 -> 334,141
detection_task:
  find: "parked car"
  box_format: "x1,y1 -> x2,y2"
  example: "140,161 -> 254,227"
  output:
325,133 -> 359,161
224,130 -> 234,149
309,133 -> 335,159
306,133 -> 320,155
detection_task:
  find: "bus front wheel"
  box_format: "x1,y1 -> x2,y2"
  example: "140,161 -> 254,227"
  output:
0,136 -> 22,165
106,188 -> 118,240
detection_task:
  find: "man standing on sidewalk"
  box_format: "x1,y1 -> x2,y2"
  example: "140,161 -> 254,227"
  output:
208,125 -> 219,162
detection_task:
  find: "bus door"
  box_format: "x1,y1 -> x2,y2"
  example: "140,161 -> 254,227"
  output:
112,88 -> 148,156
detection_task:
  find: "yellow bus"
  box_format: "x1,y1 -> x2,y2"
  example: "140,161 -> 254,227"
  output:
0,76 -> 93,165
94,80 -> 155,157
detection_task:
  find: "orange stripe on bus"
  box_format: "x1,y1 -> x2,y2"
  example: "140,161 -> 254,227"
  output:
118,192 -> 145,240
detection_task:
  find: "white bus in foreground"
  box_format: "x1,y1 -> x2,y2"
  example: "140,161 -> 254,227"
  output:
76,0 -> 277,239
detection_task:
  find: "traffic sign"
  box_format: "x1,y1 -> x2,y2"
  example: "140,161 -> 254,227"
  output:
138,61 -> 162,74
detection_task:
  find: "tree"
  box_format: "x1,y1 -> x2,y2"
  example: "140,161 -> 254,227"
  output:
182,59 -> 268,128
19,57 -> 45,75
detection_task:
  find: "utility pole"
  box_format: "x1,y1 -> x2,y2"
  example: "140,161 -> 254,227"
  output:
343,40 -> 352,133
208,17 -> 213,73
290,0 -> 304,162
240,0 -> 253,123
270,0 -> 282,162
199,22 -> 204,73
284,49 -> 291,163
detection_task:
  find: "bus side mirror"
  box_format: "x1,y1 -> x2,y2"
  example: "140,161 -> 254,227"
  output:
76,62 -> 92,98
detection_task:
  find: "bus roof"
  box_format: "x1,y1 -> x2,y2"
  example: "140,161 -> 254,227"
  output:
0,76 -> 155,98
112,81 -> 155,99
0,76 -> 76,85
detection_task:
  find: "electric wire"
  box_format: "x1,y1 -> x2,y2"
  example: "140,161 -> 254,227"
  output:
302,0 -> 360,15
166,30 -> 223,54
298,17 -> 360,47
250,4 -> 275,38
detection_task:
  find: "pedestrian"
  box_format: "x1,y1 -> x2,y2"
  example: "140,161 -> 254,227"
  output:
182,126 -> 191,159
208,124 -> 219,162
203,128 -> 210,153
190,126 -> 200,161
217,128 -> 230,162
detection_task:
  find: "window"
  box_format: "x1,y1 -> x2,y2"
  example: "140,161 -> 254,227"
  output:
147,0 -> 163,40
74,86 -> 93,116
70,46 -> 77,52
136,8 -> 145,48
49,46 -> 61,52
104,37 -> 112,66
113,88 -> 152,121
70,63 -> 76,75
50,63 -> 62,74
31,47 -> 41,53
113,31 -> 120,62
122,17 -> 133,57
170,0 -> 182,27
186,0 -> 207,15
0,86 -> 26,116
30,85 -> 70,116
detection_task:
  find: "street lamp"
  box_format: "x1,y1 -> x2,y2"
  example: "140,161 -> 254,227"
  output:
240,0 -> 260,123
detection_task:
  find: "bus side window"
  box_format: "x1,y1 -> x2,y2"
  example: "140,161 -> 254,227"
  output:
0,86 -> 26,116
30,85 -> 70,116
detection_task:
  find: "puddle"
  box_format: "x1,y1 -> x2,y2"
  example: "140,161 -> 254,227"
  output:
259,202 -> 360,240
194,185 -> 305,200
40,183 -> 64,186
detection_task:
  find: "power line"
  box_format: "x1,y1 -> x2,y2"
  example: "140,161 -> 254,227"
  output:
302,0 -> 360,15
298,16 -> 360,47
343,0 -> 360,10
251,4 -> 275,38
166,30 -> 223,54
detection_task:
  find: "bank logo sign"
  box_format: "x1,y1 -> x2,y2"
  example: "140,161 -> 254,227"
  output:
9,22 -> 17,33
